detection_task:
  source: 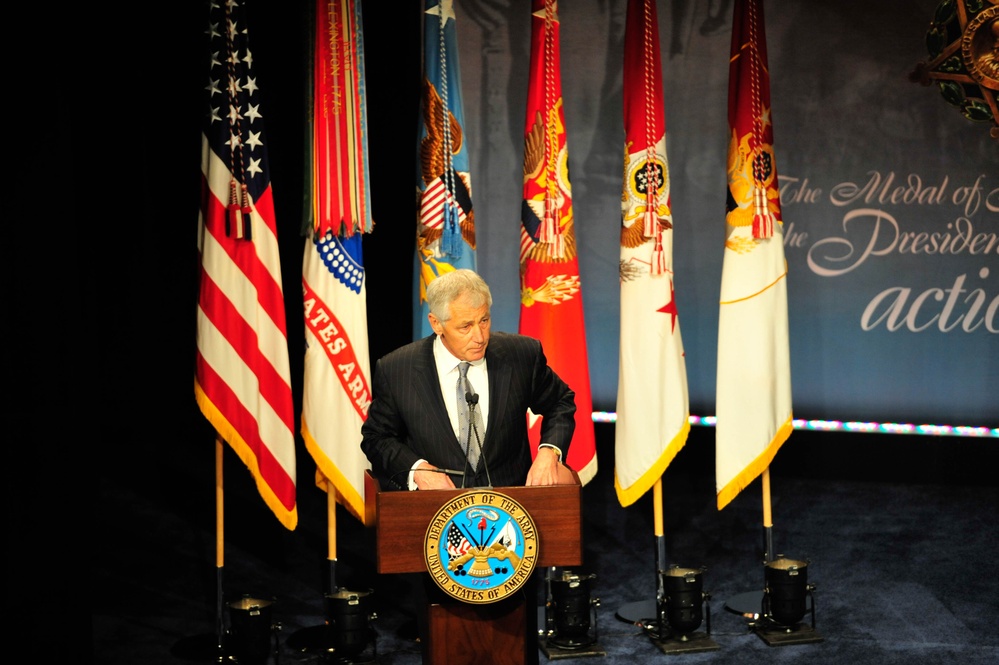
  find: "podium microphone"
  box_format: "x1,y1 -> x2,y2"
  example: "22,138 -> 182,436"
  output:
390,466 -> 467,489
466,392 -> 492,488
426,467 -> 468,477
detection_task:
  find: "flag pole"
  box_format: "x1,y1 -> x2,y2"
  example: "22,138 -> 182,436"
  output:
326,480 -> 339,595
215,434 -> 226,661
653,477 -> 666,607
761,467 -> 773,563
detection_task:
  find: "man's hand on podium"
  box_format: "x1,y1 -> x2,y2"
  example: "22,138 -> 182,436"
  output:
526,446 -> 563,486
414,462 -> 457,490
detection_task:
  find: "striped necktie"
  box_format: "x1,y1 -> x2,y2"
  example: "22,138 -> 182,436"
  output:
457,362 -> 479,469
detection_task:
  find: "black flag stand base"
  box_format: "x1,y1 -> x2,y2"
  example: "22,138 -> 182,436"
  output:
649,631 -> 722,656
751,620 -> 823,647
538,633 -> 608,660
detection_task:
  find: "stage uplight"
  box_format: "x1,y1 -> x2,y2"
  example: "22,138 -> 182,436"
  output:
226,596 -> 278,665
548,570 -> 599,649
324,589 -> 377,663
645,565 -> 720,654
751,556 -> 823,646
763,557 -> 811,627
659,566 -> 708,638
540,568 -> 607,658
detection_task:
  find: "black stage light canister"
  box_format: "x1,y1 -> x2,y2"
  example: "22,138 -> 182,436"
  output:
764,557 -> 809,627
659,566 -> 706,638
326,588 -> 376,661
549,571 -> 598,649
227,596 -> 277,665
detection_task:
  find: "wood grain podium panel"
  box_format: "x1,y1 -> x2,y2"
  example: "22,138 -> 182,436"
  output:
426,581 -> 538,665
366,473 -> 583,575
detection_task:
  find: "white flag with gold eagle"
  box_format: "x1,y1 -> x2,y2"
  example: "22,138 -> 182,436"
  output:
716,0 -> 793,511
614,0 -> 690,508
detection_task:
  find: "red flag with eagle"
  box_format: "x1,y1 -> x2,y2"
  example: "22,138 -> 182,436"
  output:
716,0 -> 793,510
614,0 -> 690,508
301,0 -> 374,524
196,0 -> 297,529
519,0 -> 597,485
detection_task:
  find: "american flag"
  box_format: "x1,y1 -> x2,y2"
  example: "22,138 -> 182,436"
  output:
196,0 -> 297,529
446,522 -> 471,559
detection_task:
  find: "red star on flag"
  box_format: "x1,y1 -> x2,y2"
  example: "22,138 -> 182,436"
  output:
657,281 -> 679,333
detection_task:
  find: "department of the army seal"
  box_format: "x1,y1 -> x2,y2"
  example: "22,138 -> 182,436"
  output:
424,490 -> 538,604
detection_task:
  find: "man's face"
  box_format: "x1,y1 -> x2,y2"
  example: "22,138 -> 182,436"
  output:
429,294 -> 491,362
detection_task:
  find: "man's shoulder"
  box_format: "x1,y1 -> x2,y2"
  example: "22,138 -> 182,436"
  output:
490,331 -> 540,351
380,335 -> 434,363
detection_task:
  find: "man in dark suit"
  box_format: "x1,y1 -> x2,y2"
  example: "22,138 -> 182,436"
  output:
361,269 -> 576,489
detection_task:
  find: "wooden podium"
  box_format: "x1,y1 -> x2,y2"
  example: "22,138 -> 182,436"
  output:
364,470 -> 582,665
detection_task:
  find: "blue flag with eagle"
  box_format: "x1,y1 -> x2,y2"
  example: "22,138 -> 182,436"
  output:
414,0 -> 476,340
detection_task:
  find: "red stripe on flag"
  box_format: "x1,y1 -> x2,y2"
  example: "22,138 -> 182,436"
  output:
195,351 -> 296,512
420,177 -> 467,231
202,179 -> 287,330
197,266 -> 296,434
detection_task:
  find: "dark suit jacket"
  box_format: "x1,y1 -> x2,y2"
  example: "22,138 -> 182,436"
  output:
360,332 -> 576,489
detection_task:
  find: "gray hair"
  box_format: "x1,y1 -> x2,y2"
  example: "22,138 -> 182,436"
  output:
426,269 -> 493,322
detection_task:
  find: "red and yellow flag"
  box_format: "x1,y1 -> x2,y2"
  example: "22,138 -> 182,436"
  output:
716,0 -> 793,510
519,0 -> 597,484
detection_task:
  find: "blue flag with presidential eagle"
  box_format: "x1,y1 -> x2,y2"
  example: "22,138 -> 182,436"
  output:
414,0 -> 477,340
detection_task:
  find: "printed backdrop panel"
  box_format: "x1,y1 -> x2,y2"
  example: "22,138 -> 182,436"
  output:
455,0 -> 997,425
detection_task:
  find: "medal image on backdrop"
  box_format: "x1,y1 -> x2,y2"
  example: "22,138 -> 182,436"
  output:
424,490 -> 538,604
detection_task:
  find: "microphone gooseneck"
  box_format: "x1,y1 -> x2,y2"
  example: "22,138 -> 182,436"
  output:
467,394 -> 492,488
460,392 -> 477,489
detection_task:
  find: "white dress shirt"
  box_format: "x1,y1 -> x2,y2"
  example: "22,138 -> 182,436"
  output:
408,336 -> 490,489
433,334 -> 490,439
